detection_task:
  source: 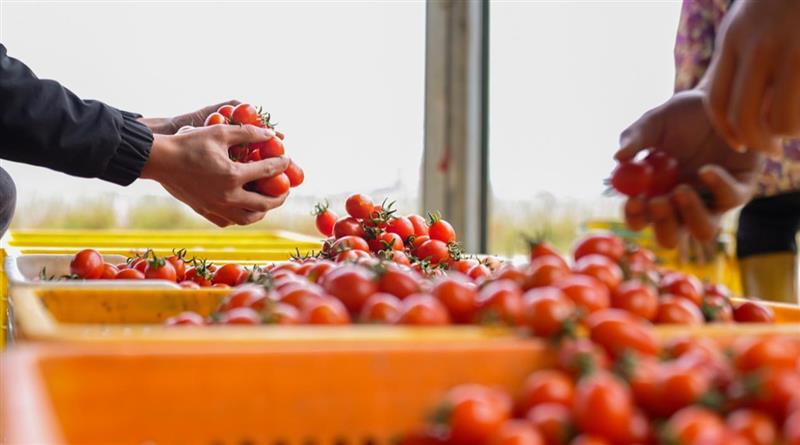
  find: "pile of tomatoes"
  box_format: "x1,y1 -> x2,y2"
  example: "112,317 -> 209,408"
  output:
610,150 -> 679,197
406,331 -> 800,445
204,102 -> 304,196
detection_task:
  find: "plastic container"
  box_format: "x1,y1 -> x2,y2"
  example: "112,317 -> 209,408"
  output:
2,340 -> 554,443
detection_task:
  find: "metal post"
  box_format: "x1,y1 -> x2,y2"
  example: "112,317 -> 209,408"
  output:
423,0 -> 489,254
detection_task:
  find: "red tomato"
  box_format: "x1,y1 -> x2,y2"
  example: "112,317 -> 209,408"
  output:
266,303 -> 301,325
556,338 -> 610,378
284,160 -> 304,187
307,260 -> 336,283
185,266 -> 213,287
522,287 -> 576,337
625,356 -> 662,415
572,233 -> 625,262
705,282 -> 732,299
525,403 -> 572,445
217,104 -> 234,119
408,214 -> 429,237
733,301 -> 775,323
100,263 -> 119,280
657,362 -> 712,415
556,275 -> 610,315
70,249 -> 104,279
783,410 -> 800,445
467,264 -> 491,282
493,265 -> 529,288
301,297 -> 351,325
643,150 -> 679,197
734,336 -> 800,372
490,420 -> 544,445
165,311 -> 205,326
258,136 -> 285,158
518,369 -> 575,413
572,372 -> 633,443
396,294 -> 451,325
333,216 -> 366,239
335,250 -> 370,263
386,250 -> 412,266
586,309 -> 660,358
178,280 -> 200,289
702,293 -> 734,322
314,203 -> 338,237
440,385 -> 512,445
212,283 -> 230,289
222,307 -> 261,325
359,292 -> 402,323
204,112 -> 227,126
625,246 -> 657,274
450,258 -> 480,275
659,272 -> 703,306
610,159 -> 653,197
429,217 -> 456,243
625,410 -> 653,445
656,295 -> 705,325
331,235 -> 370,254
345,194 -> 375,220
212,263 -> 247,287
736,368 -> 800,419
727,409 -> 777,445
144,258 -> 177,282
255,173 -> 290,197
664,406 -> 725,445
230,103 -> 261,125
525,256 -> 570,289
573,254 -> 623,291
416,239 -> 451,264
475,280 -> 524,326
166,255 -> 186,282
377,232 -> 404,251
115,268 -> 145,280
411,235 -> 431,252
432,276 -> 478,323
527,240 -> 564,263
378,268 -> 420,299
611,279 -> 658,321
569,435 -> 610,445
386,216 -> 415,242
279,283 -> 325,309
322,266 -> 378,313
220,285 -> 269,311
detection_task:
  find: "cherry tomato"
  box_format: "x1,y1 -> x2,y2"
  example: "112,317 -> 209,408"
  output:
386,250 -> 412,266
185,266 -> 213,287
610,159 -> 653,197
217,104 -> 234,119
378,268 -> 420,299
643,150 -> 679,197
220,285 -> 269,311
432,276 -> 478,324
396,294 -> 451,325
657,362 -> 712,415
377,232 -> 404,251
656,295 -> 705,325
345,194 -> 375,220
450,258 -> 480,275
726,409 -> 777,445
624,246 -> 657,274
212,263 -> 247,287
333,216 -> 366,239
664,406 -> 725,445
522,287 -> 576,338
284,160 -> 304,187
279,283 -> 325,309
222,307 -> 261,325
266,303 -> 301,325
255,173 -> 290,197
230,103 -> 261,125
331,235 -> 371,254
572,372 -> 633,443
359,292 -> 402,323
70,249 -> 104,279
301,297 -> 351,325
518,370 -> 575,413
783,410 -> 800,445
525,256 -> 570,289
416,239 -> 451,264
573,254 -> 623,291
738,368 -> 800,419
314,203 -> 338,237
475,280 -> 524,326
572,233 -> 625,262
556,274 -> 610,315
734,336 -> 800,372
165,311 -> 205,326
178,280 -> 200,289
705,282 -> 732,299
525,403 -> 572,445
429,217 -> 456,243
659,272 -> 703,306
322,266 -> 378,313
307,260 -> 336,283
611,279 -> 658,321
556,338 -> 610,378
115,268 -> 145,280
212,283 -> 230,289
586,309 -> 660,358
733,301 -> 775,323
335,249 -> 370,263
411,235 -> 431,252
527,240 -> 564,263
408,214 -> 429,237
100,263 -> 119,280
490,420 -> 545,445
387,216 -> 415,242
493,265 -> 528,288
702,293 -> 734,322
166,255 -> 186,282
204,112 -> 227,126
467,264 -> 491,282
440,385 -> 512,445
144,258 -> 177,282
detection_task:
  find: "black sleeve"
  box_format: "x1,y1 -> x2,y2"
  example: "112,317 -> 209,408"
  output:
0,44 -> 153,186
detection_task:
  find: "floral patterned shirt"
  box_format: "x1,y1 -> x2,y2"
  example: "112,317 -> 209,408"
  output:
675,0 -> 800,197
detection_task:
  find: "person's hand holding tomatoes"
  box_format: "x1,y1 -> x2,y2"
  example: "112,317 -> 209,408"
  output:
703,0 -> 800,156
141,124 -> 289,227
138,100 -> 241,135
615,90 -> 762,248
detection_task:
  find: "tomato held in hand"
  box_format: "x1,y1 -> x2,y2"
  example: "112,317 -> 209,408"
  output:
572,372 -> 633,443
345,194 -> 375,220
204,112 -> 227,126
255,173 -> 290,197
610,159 -> 653,197
217,104 -> 234,119
70,249 -> 104,279
284,160 -> 304,187
643,150 -> 679,197
230,103 -> 261,126
255,137 -> 284,158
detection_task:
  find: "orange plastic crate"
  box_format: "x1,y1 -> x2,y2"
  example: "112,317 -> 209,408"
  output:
2,340 -> 554,444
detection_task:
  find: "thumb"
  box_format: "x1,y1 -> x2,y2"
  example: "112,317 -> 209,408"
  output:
615,109 -> 664,161
698,164 -> 753,211
238,156 -> 290,183
219,124 -> 275,146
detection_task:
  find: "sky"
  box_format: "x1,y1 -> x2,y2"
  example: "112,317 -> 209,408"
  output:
0,0 -> 681,213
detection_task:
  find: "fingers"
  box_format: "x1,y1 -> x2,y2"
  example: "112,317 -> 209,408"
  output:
726,42 -> 777,154
237,156 -> 290,183
615,110 -> 663,161
624,197 -> 648,231
231,189 -> 289,213
697,164 -> 753,210
218,124 -> 275,146
767,50 -> 800,138
200,211 -> 233,228
648,197 -> 680,248
672,185 -> 717,242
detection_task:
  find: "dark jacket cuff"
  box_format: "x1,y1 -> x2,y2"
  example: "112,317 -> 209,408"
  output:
99,113 -> 153,186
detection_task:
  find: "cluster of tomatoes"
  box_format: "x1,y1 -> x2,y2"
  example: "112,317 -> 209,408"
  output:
610,150 -> 679,197
406,331 -> 800,445
204,103 -> 304,196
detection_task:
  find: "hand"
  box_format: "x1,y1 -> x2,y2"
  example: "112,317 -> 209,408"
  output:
703,0 -> 800,156
139,100 -> 240,135
141,124 -> 289,227
616,90 -> 763,248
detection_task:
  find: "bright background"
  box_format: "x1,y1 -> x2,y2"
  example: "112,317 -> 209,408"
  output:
0,0 -> 681,254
